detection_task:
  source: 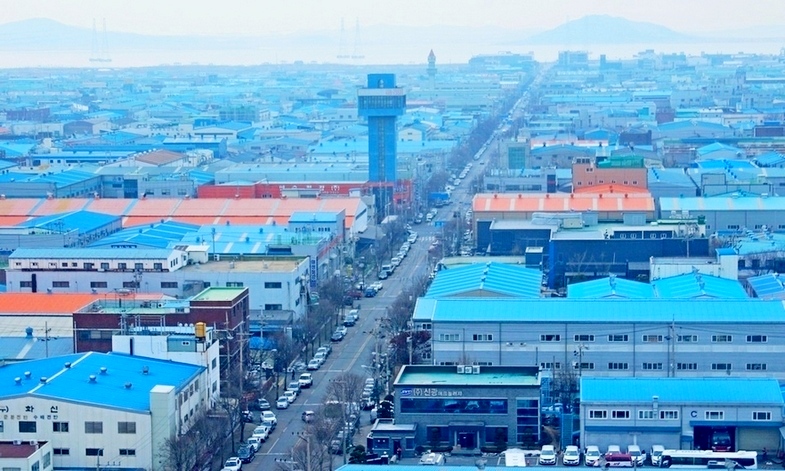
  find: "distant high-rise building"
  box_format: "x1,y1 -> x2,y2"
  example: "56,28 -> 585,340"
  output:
427,50 -> 437,99
358,74 -> 406,219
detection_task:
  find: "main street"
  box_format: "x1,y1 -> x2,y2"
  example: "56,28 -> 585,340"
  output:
250,226 -> 434,470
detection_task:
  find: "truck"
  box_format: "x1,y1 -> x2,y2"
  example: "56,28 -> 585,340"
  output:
429,191 -> 450,207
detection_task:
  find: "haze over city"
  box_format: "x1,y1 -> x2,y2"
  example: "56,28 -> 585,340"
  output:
0,0 -> 784,67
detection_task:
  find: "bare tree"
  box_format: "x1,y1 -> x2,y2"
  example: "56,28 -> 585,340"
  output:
216,365 -> 245,453
158,413 -> 223,471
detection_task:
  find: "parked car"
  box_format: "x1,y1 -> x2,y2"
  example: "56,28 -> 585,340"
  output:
287,381 -> 300,395
627,445 -> 645,466
307,359 -> 321,370
364,287 -> 377,297
370,281 -> 383,291
246,436 -> 261,452
224,457 -> 242,471
584,446 -> 602,467
539,445 -> 557,465
276,397 -> 289,409
298,373 -> 313,388
563,445 -> 581,466
331,331 -> 345,342
317,345 -> 332,356
261,411 -> 277,425
237,446 -> 255,464
252,425 -> 269,441
283,390 -> 297,403
256,398 -> 271,411
606,445 -> 621,456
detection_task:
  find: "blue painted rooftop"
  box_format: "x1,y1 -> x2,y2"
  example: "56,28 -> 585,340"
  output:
659,196 -> 785,212
746,273 -> 785,300
567,277 -> 654,299
414,298 -> 785,324
90,221 -> 199,249
289,211 -> 341,223
179,224 -> 330,254
651,272 -> 747,299
0,352 -> 204,413
754,151 -> 785,167
581,377 -> 783,405
648,168 -> 697,188
0,337 -> 73,360
696,142 -> 743,156
425,262 -> 542,299
10,247 -> 175,259
19,211 -> 120,234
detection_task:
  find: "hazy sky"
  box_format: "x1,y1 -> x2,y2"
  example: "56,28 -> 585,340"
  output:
3,0 -> 783,36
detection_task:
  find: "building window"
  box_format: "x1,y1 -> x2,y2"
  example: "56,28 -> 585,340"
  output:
727,224 -> 740,230
705,411 -> 724,420
574,334 -> 595,342
134,263 -> 144,271
83,262 -> 94,270
85,421 -> 103,434
611,410 -> 630,419
118,263 -> 127,270
438,333 -> 459,342
100,263 -> 110,270
43,453 -> 51,469
19,421 -> 36,433
160,282 -> 178,289
90,281 -> 107,288
712,335 -> 733,343
712,363 -> 732,372
20,281 -> 32,288
227,282 -> 244,287
752,411 -> 771,421
642,335 -> 663,343
746,335 -> 767,343
264,304 -> 282,310
265,282 -> 282,289
118,422 -> 136,434
53,422 -> 69,432
472,334 -> 493,341
608,334 -> 628,342
119,449 -> 136,456
677,363 -> 697,371
52,281 -> 70,288
747,363 -> 767,371
85,448 -> 104,456
678,335 -> 698,342
576,362 -> 594,370
608,362 -> 629,370
32,461 -> 39,471
589,410 -> 607,419
638,410 -> 656,420
642,362 -> 663,370
122,281 -> 138,289
153,263 -> 163,270
660,410 -> 679,420
540,334 -> 561,342
53,449 -> 69,456
540,362 -> 561,370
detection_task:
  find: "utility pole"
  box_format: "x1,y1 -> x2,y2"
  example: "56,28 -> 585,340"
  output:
573,343 -> 588,377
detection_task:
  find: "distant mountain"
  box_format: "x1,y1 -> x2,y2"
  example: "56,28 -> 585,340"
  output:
524,15 -> 695,45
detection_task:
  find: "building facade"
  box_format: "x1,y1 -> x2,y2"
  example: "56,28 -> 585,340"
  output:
392,365 -> 541,454
580,377 -> 784,453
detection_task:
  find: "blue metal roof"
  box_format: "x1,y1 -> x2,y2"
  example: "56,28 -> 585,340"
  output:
0,352 -> 204,413
567,277 -> 654,299
425,262 -> 542,299
91,221 -> 199,249
0,337 -> 73,360
652,272 -> 747,299
659,196 -> 785,212
747,273 -> 785,299
414,298 -> 785,324
289,211 -> 340,223
581,377 -> 784,405
19,211 -> 120,234
10,247 -> 175,259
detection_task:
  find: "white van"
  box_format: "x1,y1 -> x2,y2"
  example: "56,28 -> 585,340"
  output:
627,445 -> 644,466
649,445 -> 664,466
